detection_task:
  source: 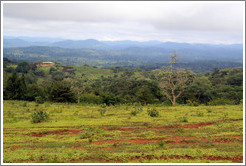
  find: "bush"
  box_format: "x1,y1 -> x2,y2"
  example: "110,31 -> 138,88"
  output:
158,141 -> 165,148
35,96 -> 45,104
22,102 -> 27,107
131,109 -> 138,116
147,108 -> 159,117
130,107 -> 143,116
31,110 -> 49,123
178,115 -> 188,122
98,109 -> 107,116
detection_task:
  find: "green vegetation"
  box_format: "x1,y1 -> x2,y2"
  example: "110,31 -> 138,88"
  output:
2,58 -> 243,106
3,101 -> 243,163
31,110 -> 49,123
2,56 -> 243,163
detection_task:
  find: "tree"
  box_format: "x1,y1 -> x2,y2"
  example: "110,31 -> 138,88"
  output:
68,75 -> 91,104
49,81 -> 75,103
159,53 -> 193,106
135,86 -> 154,104
15,62 -> 31,73
187,76 -> 212,104
4,71 -> 27,100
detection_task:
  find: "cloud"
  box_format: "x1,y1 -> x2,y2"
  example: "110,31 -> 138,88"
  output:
3,1 -> 244,44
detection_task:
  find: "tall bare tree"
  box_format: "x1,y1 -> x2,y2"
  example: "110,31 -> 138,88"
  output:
159,53 -> 192,105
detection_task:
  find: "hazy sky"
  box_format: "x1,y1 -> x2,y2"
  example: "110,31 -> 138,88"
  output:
3,1 -> 245,44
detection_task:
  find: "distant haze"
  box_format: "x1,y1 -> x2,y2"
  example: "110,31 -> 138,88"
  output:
3,1 -> 245,44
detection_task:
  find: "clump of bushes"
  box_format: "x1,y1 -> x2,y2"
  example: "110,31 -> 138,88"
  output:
147,108 -> 159,117
31,110 -> 49,123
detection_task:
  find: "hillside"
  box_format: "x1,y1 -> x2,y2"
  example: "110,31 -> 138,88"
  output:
3,38 -> 243,73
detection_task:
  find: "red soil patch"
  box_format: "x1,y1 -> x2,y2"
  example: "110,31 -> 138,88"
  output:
212,138 -> 242,143
4,133 -> 17,135
103,118 -> 242,131
204,155 -> 243,163
183,122 -> 214,128
12,146 -> 38,150
130,155 -> 243,163
90,135 -> 242,145
104,122 -> 214,131
91,136 -> 206,145
29,129 -> 82,137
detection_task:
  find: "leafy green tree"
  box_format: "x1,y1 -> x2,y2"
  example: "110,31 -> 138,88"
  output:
135,86 -> 154,104
49,81 -> 75,103
187,76 -> 212,104
15,62 -> 31,73
4,71 -> 27,100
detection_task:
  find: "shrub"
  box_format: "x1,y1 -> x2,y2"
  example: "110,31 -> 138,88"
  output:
158,141 -> 165,148
88,138 -> 93,143
31,110 -> 49,123
130,107 -> 143,116
206,108 -> 212,113
131,109 -> 138,116
35,96 -> 45,104
147,108 -> 159,117
100,103 -> 107,108
22,102 -> 27,107
178,116 -> 188,122
98,109 -> 107,116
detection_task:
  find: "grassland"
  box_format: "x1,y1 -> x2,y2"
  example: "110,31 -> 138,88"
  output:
3,100 -> 243,163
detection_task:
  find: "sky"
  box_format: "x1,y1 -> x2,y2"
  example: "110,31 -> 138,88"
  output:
2,1 -> 245,44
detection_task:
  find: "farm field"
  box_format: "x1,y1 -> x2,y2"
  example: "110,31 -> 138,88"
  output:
2,100 -> 244,163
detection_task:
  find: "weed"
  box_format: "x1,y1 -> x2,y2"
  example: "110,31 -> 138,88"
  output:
206,108 -> 213,113
88,138 -> 93,143
222,112 -> 229,120
196,112 -> 204,117
6,110 -> 15,118
98,109 -> 107,116
100,104 -> 107,108
147,108 -> 159,117
199,141 -> 215,148
176,114 -> 188,122
158,141 -> 165,148
73,111 -> 79,116
130,109 -> 138,116
35,96 -> 45,104
80,128 -> 97,139
31,110 -> 49,123
130,107 -> 143,116
22,102 -> 27,107
113,143 -> 118,147
175,127 -> 185,133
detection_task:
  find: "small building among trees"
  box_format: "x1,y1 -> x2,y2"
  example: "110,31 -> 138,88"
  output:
37,62 -> 55,67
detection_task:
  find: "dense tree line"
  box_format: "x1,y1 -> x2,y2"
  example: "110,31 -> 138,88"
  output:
3,58 -> 243,106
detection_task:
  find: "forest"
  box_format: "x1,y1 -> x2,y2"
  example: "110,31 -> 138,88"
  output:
3,54 -> 243,107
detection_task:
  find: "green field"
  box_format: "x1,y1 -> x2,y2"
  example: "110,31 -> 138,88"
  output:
3,101 -> 243,163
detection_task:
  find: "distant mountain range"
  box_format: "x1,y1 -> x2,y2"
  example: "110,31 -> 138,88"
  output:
3,36 -> 243,72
